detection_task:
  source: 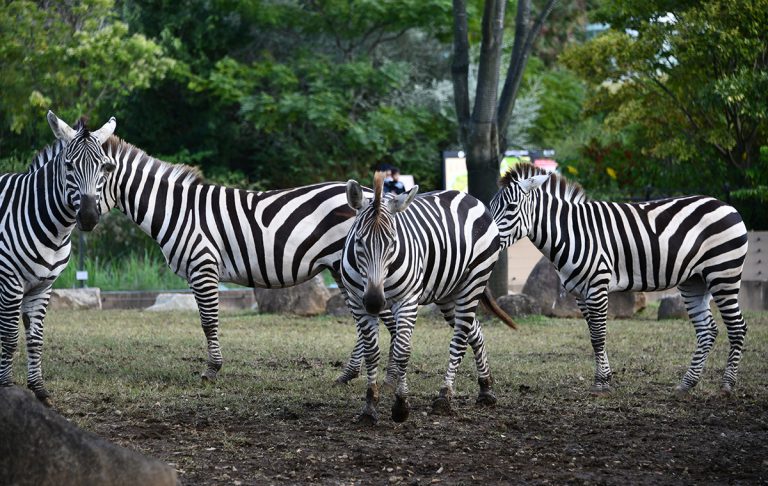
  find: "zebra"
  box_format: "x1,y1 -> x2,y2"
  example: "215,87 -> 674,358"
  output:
490,163 -> 749,396
86,136 -> 404,383
0,111 -> 116,406
342,172 -> 517,424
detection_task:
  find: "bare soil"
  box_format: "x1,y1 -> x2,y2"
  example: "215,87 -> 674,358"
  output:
74,380 -> 768,485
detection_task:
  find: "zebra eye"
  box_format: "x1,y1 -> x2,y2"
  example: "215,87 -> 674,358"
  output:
64,161 -> 75,171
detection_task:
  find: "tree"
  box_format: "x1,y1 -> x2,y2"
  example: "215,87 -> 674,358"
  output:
562,0 -> 768,193
451,0 -> 557,296
0,0 -> 174,154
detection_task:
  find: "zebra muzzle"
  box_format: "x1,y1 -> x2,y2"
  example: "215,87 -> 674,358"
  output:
76,195 -> 100,231
363,286 -> 386,315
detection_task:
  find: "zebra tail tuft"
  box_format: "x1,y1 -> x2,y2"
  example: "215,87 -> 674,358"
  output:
481,287 -> 518,330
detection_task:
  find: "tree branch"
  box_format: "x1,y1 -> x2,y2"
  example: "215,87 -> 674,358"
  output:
471,0 -> 506,126
497,0 -> 557,149
451,0 -> 471,146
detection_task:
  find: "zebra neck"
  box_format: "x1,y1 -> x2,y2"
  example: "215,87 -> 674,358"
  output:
26,161 -> 78,238
529,194 -> 571,267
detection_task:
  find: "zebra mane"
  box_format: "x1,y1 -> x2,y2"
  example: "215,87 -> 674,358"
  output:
27,139 -> 65,174
103,136 -> 204,185
500,163 -> 588,203
372,171 -> 386,219
26,117 -> 90,173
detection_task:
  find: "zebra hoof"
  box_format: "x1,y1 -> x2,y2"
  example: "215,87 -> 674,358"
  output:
476,391 -> 497,407
201,369 -> 218,383
589,384 -> 611,396
719,384 -> 733,398
392,396 -> 410,423
334,374 -> 355,385
430,396 -> 454,416
673,385 -> 691,400
31,388 -> 53,408
355,410 -> 378,426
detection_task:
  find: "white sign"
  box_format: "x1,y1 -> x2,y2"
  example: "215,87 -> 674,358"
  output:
75,271 -> 88,281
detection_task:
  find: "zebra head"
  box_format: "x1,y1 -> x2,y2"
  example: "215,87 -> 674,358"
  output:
490,170 -> 550,248
346,172 -> 418,315
47,111 -> 117,231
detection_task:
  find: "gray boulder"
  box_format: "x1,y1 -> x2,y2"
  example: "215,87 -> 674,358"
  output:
658,294 -> 689,320
145,293 -> 198,312
523,257 -> 645,318
50,288 -> 102,310
496,294 -> 543,317
325,293 -> 350,317
0,386 -> 178,486
253,275 -> 331,316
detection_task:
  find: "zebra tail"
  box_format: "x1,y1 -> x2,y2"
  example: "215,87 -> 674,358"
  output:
481,287 -> 518,330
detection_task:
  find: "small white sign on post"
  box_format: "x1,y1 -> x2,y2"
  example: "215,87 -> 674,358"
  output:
75,270 -> 88,281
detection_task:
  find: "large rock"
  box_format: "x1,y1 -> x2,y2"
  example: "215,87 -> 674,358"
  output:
49,288 -> 102,310
0,386 -> 178,486
658,294 -> 689,320
145,293 -> 198,312
496,294 -> 543,317
253,276 -> 331,316
325,293 -> 350,317
523,257 -> 645,318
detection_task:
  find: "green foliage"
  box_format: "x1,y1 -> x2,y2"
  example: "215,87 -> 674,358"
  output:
562,0 -> 768,176
54,252 -> 186,291
0,0 -> 174,152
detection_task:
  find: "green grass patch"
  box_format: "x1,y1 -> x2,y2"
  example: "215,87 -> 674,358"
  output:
54,253 -> 188,291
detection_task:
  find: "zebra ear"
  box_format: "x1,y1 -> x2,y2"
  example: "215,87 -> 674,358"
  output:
388,185 -> 418,214
519,174 -> 550,194
47,111 -> 76,142
91,116 -> 117,144
346,180 -> 367,210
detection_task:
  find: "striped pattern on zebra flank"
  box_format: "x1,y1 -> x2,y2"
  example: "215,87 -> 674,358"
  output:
94,136 -> 398,383
342,172 -> 504,424
491,163 -> 749,396
0,112 -> 115,406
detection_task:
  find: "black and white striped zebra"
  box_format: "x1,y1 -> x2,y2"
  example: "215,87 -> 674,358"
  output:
490,163 -> 749,396
90,137 -> 399,382
0,112 -> 116,405
342,172 -> 516,424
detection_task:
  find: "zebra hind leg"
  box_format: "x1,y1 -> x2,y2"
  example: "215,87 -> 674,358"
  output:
675,278 -> 718,397
431,304 -> 474,415
21,286 -> 53,407
466,319 -> 495,407
710,284 -> 747,397
189,267 -> 223,382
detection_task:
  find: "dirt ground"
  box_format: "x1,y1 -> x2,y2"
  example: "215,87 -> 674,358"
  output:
76,371 -> 768,485
41,310 -> 768,485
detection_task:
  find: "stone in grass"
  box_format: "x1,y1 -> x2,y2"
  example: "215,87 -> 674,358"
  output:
49,288 -> 102,310
658,294 -> 689,320
326,293 -> 350,318
253,275 -> 331,316
0,386 -> 178,486
145,293 -> 198,312
496,294 -> 543,317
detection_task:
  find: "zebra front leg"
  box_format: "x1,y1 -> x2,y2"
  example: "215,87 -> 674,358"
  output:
335,310 -> 396,385
189,267 -> 223,382
577,290 -> 612,395
380,310 -> 399,391
466,319 -> 496,407
354,314 -> 381,425
0,280 -> 23,389
21,285 -> 53,406
431,315 -> 472,416
389,302 -> 417,423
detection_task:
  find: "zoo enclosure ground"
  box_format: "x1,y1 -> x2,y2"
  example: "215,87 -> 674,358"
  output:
17,308 -> 768,485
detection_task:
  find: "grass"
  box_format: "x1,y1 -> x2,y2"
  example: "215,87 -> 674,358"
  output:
11,309 -> 768,484
54,254 -> 188,291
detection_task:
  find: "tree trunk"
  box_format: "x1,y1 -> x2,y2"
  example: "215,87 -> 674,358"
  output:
466,132 -> 508,298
